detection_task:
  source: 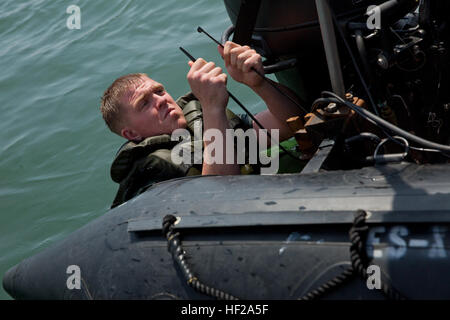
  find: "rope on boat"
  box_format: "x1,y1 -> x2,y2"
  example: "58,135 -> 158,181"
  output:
299,209 -> 407,300
163,210 -> 406,300
162,214 -> 239,300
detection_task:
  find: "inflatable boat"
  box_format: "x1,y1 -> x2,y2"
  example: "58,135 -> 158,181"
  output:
3,163 -> 450,299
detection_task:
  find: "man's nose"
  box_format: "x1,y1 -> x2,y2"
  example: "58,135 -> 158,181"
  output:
154,94 -> 167,110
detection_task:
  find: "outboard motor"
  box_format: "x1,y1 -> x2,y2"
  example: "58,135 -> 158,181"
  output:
223,0 -> 449,168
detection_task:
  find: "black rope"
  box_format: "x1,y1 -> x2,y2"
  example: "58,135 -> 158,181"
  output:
300,210 -> 406,300
162,214 -> 239,300
163,211 -> 405,300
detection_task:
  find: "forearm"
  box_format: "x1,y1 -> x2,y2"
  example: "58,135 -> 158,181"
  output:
201,108 -> 240,176
220,41 -> 304,142
251,79 -> 303,125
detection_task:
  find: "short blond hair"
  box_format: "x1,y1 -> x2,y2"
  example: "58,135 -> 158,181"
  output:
100,73 -> 146,135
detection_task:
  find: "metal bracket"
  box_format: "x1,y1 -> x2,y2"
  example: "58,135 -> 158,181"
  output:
300,138 -> 335,174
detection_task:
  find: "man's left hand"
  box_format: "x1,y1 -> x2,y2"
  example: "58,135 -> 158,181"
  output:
219,41 -> 264,90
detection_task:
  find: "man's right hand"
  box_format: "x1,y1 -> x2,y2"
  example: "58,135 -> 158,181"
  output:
187,59 -> 240,176
186,58 -> 229,113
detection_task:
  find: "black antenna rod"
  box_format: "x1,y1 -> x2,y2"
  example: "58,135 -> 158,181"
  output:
180,47 -> 271,135
197,26 -> 223,47
179,46 -> 300,160
197,26 -> 309,115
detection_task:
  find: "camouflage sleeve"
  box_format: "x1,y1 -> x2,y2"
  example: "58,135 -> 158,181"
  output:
111,151 -> 191,208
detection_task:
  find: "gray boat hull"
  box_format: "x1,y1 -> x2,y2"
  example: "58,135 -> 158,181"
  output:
3,163 -> 450,299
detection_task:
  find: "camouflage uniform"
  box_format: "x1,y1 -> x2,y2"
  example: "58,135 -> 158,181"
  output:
110,92 -> 255,208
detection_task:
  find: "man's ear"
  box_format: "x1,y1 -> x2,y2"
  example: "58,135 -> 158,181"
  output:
121,127 -> 141,141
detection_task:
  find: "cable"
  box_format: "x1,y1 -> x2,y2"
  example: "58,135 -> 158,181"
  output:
374,136 -> 409,159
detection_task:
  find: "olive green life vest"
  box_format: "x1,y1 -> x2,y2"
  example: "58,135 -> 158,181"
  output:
110,92 -> 255,208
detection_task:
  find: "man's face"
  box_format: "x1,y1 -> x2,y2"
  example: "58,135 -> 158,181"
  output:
120,75 -> 187,141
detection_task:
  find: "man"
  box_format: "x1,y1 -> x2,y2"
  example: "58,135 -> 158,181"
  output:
101,41 -> 302,208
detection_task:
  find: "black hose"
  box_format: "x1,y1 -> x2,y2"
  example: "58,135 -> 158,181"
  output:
321,91 -> 450,153
345,132 -> 382,145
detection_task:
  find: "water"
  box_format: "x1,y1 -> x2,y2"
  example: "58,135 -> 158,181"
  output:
0,0 -> 266,299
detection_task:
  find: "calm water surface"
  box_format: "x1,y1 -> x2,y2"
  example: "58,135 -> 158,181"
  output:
0,0 -> 265,299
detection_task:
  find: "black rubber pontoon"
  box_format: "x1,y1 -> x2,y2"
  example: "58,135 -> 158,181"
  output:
3,163 -> 450,299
